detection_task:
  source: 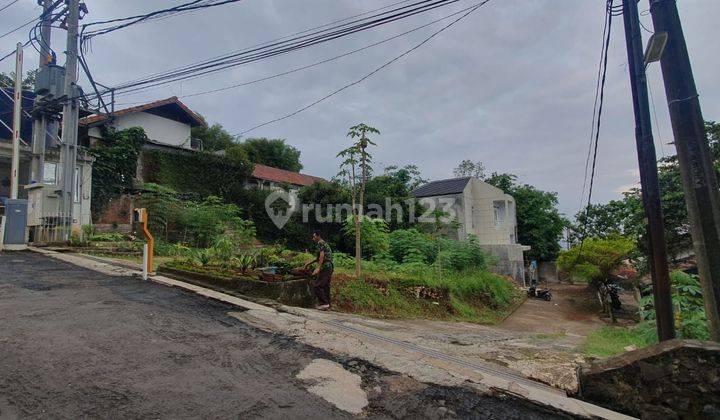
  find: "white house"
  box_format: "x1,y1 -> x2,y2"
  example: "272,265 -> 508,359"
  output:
411,177 -> 529,283
79,96 -> 206,151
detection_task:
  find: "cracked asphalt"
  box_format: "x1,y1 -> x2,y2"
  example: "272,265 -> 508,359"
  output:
0,252 -> 565,419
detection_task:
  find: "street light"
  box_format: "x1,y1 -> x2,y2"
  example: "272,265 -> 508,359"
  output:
644,31 -> 669,65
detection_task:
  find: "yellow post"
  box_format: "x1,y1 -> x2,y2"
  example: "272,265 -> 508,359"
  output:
134,208 -> 154,275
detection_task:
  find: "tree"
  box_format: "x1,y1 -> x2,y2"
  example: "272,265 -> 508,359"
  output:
485,172 -> 567,261
453,159 -> 485,179
557,236 -> 636,321
241,138 -> 303,172
0,70 -> 37,90
364,165 -> 426,231
191,123 -> 235,152
338,123 -> 380,278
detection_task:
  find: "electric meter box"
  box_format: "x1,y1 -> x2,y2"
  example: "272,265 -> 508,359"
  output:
34,65 -> 66,98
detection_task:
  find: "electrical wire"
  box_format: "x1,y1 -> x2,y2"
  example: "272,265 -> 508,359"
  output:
237,0 -> 490,135
573,0 -> 614,256
115,1 -> 481,105
0,0 -> 20,14
83,0 -> 458,103
0,16 -> 39,40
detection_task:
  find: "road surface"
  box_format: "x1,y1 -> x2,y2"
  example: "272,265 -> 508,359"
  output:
0,252 -> 563,419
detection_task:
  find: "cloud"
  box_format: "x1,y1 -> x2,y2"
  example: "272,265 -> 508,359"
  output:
1,0 -> 717,220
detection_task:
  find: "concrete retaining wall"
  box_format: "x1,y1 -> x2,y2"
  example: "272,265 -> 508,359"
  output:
480,244 -> 525,284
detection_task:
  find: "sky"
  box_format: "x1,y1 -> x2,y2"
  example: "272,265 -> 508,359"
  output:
1,0 -> 719,220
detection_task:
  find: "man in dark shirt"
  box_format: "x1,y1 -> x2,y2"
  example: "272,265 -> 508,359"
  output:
304,230 -> 334,310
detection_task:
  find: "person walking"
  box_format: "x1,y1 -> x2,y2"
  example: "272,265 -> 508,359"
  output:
304,230 -> 334,311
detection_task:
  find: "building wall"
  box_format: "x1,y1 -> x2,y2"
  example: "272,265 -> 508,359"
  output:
416,192 -> 466,240
466,179 -> 517,245
112,112 -> 192,149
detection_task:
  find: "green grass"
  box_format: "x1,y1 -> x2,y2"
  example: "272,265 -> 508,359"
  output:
331,257 -> 521,324
580,323 -> 658,358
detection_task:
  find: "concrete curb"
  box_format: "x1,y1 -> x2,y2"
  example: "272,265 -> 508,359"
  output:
29,248 -> 635,420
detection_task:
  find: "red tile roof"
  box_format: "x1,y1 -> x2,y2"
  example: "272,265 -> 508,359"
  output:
78,96 -> 205,127
251,164 -> 325,187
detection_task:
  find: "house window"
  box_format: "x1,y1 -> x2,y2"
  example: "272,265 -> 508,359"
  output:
73,167 -> 81,203
493,201 -> 506,225
43,162 -> 57,184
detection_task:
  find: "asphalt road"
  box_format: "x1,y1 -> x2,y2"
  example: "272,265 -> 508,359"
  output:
0,252 -> 565,419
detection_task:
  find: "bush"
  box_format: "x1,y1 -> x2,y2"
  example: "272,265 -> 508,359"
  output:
388,229 -> 437,264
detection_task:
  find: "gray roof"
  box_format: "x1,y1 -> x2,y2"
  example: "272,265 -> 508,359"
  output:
411,177 -> 471,198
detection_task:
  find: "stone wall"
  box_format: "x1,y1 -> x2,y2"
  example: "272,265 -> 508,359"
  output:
579,339 -> 720,418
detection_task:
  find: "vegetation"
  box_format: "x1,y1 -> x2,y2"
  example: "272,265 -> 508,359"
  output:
0,70 -> 37,90
338,123 -> 380,278
90,127 -> 146,216
191,123 -> 235,152
238,138 -> 303,172
581,271 -> 709,357
453,159 -> 485,179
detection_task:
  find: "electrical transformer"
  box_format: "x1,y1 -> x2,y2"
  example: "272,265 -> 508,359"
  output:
34,65 -> 66,98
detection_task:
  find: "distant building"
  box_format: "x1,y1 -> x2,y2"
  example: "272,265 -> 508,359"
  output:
411,177 -> 529,283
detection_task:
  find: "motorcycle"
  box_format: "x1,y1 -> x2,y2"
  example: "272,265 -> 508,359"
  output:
527,278 -> 552,301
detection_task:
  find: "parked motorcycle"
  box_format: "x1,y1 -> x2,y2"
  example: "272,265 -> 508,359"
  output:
527,278 -> 552,301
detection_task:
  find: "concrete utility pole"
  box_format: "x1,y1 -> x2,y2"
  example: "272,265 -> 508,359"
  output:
10,43 -> 24,200
30,0 -> 55,183
648,0 -> 720,341
58,0 -> 80,239
621,0 -> 675,341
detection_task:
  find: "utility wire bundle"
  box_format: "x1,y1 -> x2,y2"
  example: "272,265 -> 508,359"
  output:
82,0 -> 460,102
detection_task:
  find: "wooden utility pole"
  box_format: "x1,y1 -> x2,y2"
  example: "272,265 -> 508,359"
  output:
10,43 -> 23,200
621,0 -> 675,340
648,0 -> 720,341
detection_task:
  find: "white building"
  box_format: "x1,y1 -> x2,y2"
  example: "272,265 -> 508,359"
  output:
79,96 -> 205,151
411,177 -> 529,283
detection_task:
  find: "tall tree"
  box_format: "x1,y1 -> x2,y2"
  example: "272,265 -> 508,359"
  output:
241,138 -> 303,172
191,123 -> 236,152
486,172 -> 567,261
453,159 -> 485,179
0,70 -> 37,90
338,123 -> 379,278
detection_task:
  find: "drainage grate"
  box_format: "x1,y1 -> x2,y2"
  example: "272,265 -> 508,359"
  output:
325,319 -> 565,397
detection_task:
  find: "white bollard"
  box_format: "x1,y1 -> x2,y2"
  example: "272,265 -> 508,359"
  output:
142,243 -> 149,280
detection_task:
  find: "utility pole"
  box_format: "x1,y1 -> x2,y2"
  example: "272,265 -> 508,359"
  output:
648,0 -> 720,341
30,0 -> 55,183
10,43 -> 24,200
622,0 -> 675,341
58,0 -> 80,240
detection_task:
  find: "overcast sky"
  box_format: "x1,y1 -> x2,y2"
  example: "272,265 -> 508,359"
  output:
2,0 -> 718,219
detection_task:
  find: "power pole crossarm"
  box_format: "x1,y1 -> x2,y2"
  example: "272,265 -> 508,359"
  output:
648,0 -> 720,341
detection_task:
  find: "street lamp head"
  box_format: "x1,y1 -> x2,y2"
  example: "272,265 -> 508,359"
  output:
644,31 -> 669,65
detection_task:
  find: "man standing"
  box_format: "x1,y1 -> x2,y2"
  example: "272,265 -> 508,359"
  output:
305,230 -> 333,311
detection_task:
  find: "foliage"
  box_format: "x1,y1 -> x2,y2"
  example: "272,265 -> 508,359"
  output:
557,236 -> 635,285
141,148 -> 253,200
338,123 -> 380,278
570,120 -> 720,262
88,232 -> 126,242
640,271 -> 709,340
435,237 -> 489,272
580,324 -> 658,358
388,228 -> 437,264
0,70 -> 37,90
90,127 -> 146,216
136,184 -> 255,248
364,165 -> 425,231
191,122 -> 235,152
453,159 -> 485,179
239,137 -> 303,172
341,216 -> 389,257
485,172 -> 567,261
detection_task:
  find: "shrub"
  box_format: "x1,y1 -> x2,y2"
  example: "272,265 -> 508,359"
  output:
388,229 -> 437,264
435,237 -> 488,272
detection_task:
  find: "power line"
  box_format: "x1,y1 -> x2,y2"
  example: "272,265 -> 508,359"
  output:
237,0 -> 490,136
0,16 -> 39,40
0,0 -> 20,13
115,2 -> 481,105
90,0 -> 459,101
574,0 -> 615,253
